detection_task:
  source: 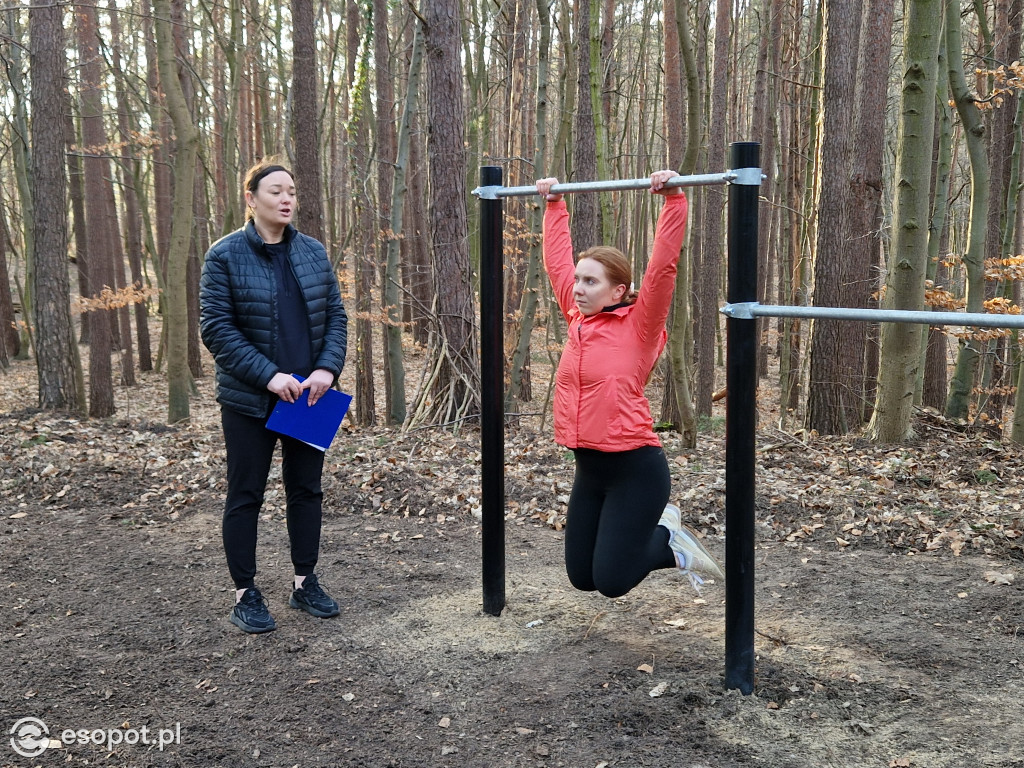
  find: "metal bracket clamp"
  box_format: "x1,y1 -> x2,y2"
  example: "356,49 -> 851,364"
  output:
472,186 -> 500,200
729,167 -> 763,186
720,302 -> 760,319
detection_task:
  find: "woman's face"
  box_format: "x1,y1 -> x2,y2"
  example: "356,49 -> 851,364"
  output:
573,257 -> 626,316
246,170 -> 296,230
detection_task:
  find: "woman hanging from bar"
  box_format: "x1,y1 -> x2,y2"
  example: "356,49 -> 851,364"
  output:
535,170 -> 724,597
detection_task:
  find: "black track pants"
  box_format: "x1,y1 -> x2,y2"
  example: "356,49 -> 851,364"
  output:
565,445 -> 676,598
220,406 -> 326,590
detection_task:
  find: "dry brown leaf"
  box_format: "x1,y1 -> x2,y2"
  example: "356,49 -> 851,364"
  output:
984,570 -> 1015,585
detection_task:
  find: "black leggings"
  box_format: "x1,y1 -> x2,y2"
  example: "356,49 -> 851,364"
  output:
221,406 -> 326,590
566,446 -> 676,598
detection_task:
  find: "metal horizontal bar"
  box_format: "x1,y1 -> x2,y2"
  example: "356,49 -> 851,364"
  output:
722,302 -> 1024,329
472,171 -> 743,200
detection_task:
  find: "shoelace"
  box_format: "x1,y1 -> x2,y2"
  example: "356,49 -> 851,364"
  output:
672,545 -> 707,595
681,569 -> 705,594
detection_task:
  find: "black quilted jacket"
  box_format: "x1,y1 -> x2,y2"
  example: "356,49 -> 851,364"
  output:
199,221 -> 348,418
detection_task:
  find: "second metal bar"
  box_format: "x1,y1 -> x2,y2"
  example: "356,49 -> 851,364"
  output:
723,302 -> 1024,329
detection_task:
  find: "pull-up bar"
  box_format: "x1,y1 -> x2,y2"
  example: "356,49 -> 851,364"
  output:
475,142 -> 762,695
723,301 -> 1024,329
472,170 -> 754,200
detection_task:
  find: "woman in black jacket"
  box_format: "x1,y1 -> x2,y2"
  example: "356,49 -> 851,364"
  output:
200,158 -> 348,634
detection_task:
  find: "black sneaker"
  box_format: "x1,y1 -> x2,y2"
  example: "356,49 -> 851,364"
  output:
230,587 -> 277,634
289,574 -> 340,618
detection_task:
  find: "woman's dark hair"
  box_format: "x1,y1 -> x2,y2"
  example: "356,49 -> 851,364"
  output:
243,158 -> 295,221
578,246 -> 638,305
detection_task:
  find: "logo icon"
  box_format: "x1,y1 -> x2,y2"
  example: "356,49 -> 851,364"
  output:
10,718 -> 49,758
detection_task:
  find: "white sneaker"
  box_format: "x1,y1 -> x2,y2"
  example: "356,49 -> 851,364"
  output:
659,503 -> 683,532
659,503 -> 725,593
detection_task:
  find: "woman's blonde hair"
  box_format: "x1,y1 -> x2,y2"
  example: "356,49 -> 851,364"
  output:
578,246 -> 638,305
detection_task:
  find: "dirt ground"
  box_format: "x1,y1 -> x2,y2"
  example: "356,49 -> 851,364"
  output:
2,354 -> 1024,768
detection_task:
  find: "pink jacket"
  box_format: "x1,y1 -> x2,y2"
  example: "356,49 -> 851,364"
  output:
543,194 -> 688,451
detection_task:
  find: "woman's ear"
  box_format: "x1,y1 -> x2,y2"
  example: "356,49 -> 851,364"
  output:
612,283 -> 627,302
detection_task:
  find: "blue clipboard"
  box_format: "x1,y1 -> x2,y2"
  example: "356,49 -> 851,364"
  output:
266,378 -> 352,451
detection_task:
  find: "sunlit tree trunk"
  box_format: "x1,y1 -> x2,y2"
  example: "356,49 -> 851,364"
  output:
867,0 -> 943,443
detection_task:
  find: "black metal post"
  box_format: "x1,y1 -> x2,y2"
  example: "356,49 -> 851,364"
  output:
725,142 -> 760,693
479,166 -> 506,616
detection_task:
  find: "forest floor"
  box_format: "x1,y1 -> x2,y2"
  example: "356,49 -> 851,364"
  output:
2,342 -> 1024,768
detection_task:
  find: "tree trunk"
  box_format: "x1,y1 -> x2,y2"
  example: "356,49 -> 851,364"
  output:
848,0 -> 894,422
660,0 -> 699,447
414,0 -> 478,425
922,50 -> 954,410
382,18 -> 424,425
374,0 -> 402,423
866,0 -> 943,443
350,10 -> 377,426
154,0 -> 200,422
30,0 -> 84,412
6,5 -> 36,359
695,0 -> 730,417
0,216 -> 18,366
806,0 -> 862,435
944,0 -> 990,421
291,0 -> 325,243
571,0 -> 598,252
507,0 -> 553,411
77,0 -> 116,417
108,0 -> 153,373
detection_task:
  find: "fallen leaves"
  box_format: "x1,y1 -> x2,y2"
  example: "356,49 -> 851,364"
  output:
984,570 -> 1016,585
648,682 -> 669,698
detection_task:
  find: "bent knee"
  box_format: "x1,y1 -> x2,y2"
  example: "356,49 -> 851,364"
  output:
592,571 -> 634,599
